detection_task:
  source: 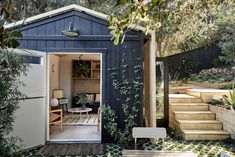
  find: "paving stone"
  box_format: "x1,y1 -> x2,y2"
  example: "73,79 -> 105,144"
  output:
24,137 -> 235,157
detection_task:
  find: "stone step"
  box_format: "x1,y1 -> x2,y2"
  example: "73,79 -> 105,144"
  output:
177,120 -> 223,130
170,103 -> 209,111
182,130 -> 230,140
169,94 -> 202,103
174,111 -> 215,120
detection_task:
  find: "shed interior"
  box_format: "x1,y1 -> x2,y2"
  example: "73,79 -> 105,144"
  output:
48,53 -> 101,141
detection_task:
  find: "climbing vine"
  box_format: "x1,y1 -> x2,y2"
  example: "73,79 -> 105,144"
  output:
102,46 -> 143,147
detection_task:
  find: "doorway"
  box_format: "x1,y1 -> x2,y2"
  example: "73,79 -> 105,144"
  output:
47,53 -> 102,142
156,58 -> 169,127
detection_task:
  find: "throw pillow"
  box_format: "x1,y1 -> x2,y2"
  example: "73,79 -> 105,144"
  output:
95,94 -> 100,102
87,94 -> 94,102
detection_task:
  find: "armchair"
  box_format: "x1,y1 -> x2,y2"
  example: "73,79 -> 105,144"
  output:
49,108 -> 63,132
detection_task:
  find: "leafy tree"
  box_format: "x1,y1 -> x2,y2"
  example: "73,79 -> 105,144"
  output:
180,0 -> 235,63
13,0 -> 117,20
217,15 -> 235,63
108,0 -> 234,57
0,0 -> 28,156
13,0 -> 47,20
212,1 -> 235,63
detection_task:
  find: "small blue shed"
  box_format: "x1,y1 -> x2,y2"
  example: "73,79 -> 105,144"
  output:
5,4 -> 156,147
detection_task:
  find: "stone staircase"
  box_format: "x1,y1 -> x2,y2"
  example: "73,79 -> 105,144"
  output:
169,92 -> 230,140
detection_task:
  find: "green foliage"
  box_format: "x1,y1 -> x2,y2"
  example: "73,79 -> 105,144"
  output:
212,58 -> 225,68
13,0 -> 117,20
180,0 -> 235,62
189,67 -> 235,83
217,13 -> 235,63
223,84 -> 235,108
108,0 -> 227,56
0,1 -> 23,49
0,50 -> 28,156
75,93 -> 92,105
108,0 -> 162,45
209,95 -> 226,108
102,48 -> 143,147
0,0 -> 29,156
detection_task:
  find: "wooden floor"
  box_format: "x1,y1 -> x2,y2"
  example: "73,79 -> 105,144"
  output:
50,125 -> 101,141
56,114 -> 98,126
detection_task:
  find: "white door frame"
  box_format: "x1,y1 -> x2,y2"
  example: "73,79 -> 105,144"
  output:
46,52 -> 102,142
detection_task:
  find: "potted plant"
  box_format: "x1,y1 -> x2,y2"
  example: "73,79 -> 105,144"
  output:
76,93 -> 92,110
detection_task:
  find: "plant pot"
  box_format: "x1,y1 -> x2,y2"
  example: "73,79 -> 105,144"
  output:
81,103 -> 86,110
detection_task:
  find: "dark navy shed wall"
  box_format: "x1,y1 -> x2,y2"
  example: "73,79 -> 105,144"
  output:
16,11 -> 144,143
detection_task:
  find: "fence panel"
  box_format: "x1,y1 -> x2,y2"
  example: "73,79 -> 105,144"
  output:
167,45 -> 221,80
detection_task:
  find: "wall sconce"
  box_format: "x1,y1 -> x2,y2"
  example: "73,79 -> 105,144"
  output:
52,64 -> 55,72
61,22 -> 80,37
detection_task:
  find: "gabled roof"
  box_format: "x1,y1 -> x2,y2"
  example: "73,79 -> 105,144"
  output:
4,4 -> 154,35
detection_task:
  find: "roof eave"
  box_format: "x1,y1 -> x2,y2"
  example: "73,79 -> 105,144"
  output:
4,4 -> 154,36
4,4 -> 108,29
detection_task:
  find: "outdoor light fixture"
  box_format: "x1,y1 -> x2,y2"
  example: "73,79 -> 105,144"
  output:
61,22 -> 79,37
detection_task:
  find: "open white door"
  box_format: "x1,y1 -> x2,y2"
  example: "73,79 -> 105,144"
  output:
10,50 -> 47,149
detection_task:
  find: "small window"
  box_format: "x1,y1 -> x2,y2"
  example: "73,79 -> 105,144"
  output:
21,55 -> 42,64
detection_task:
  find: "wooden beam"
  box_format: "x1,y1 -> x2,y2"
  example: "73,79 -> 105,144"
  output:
144,33 -> 156,127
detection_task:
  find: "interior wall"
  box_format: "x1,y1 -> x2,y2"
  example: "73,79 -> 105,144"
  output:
59,54 -> 100,108
73,80 -> 100,93
49,55 -> 60,100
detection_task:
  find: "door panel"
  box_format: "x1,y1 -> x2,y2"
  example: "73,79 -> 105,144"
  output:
11,50 -> 47,149
12,98 -> 46,148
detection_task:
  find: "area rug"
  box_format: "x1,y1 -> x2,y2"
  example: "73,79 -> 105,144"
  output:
38,144 -> 106,156
57,114 -> 98,126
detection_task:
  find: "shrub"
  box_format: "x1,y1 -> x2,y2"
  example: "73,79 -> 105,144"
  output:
223,84 -> 235,109
0,51 -> 28,156
212,58 -> 225,68
217,13 -> 235,63
189,67 -> 235,83
0,1 -> 28,155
